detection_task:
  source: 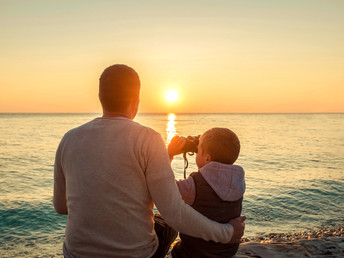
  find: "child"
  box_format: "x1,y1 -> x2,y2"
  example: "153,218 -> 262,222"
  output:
168,127 -> 245,258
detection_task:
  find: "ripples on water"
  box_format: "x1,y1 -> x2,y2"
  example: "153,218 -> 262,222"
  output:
0,113 -> 343,256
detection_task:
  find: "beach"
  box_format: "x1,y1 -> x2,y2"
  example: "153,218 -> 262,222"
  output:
236,226 -> 344,257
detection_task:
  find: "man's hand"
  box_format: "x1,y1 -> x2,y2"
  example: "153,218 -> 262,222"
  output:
229,215 -> 246,243
168,136 -> 186,157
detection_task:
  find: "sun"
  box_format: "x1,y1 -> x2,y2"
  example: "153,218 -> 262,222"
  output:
165,89 -> 178,103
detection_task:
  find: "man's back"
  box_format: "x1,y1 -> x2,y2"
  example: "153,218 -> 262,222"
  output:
55,117 -> 160,257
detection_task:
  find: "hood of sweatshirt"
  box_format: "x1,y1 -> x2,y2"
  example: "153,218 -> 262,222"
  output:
199,161 -> 245,202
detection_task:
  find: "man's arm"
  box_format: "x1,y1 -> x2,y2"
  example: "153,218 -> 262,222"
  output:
53,141 -> 68,215
145,133 -> 245,243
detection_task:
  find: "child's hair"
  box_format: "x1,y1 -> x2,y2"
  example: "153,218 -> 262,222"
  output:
200,127 -> 240,165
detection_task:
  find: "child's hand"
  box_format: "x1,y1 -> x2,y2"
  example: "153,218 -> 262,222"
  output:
168,136 -> 186,157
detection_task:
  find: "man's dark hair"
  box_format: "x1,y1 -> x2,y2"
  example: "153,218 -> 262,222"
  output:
99,64 -> 140,113
200,127 -> 240,165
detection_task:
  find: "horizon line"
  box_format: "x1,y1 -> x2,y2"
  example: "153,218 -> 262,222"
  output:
0,112 -> 343,115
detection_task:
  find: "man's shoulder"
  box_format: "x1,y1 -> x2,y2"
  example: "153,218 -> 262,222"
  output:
130,120 -> 161,137
61,117 -> 162,144
64,119 -> 95,134
59,118 -> 100,143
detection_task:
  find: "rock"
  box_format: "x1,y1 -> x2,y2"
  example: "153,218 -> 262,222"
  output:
237,227 -> 344,257
268,233 -> 277,238
273,238 -> 289,243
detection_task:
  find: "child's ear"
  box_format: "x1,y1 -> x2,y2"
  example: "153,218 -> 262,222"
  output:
205,154 -> 212,163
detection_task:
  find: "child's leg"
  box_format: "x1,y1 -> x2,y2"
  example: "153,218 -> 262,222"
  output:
152,213 -> 178,258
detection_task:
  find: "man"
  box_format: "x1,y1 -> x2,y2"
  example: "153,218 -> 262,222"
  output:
54,64 -> 246,257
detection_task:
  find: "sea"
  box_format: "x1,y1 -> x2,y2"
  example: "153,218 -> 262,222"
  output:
0,113 -> 343,257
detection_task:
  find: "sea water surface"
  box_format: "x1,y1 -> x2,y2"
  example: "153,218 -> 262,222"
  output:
0,113 -> 343,256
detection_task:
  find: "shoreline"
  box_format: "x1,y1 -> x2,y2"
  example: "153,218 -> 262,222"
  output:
237,226 -> 344,257
166,226 -> 344,257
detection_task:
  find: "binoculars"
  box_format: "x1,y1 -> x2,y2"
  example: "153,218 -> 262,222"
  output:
181,135 -> 200,153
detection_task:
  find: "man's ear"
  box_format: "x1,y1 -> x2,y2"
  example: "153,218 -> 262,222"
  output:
128,96 -> 140,119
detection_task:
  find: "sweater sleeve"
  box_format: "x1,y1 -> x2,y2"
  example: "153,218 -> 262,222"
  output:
144,133 -> 233,244
176,177 -> 196,205
53,136 -> 68,214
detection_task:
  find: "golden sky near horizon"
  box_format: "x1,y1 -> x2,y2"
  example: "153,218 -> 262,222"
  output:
0,0 -> 343,113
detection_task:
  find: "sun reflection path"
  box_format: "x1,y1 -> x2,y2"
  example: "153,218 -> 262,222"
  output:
166,113 -> 177,145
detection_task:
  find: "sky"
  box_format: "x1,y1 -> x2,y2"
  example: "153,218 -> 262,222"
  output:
0,0 -> 343,113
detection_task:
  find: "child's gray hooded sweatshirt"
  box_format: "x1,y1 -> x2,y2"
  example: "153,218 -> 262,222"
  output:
176,161 -> 245,205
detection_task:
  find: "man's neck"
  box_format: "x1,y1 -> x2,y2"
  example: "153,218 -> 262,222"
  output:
102,111 -> 131,119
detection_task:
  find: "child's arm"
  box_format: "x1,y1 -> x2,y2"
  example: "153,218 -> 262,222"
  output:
168,136 -> 196,205
176,177 -> 196,205
167,136 -> 186,162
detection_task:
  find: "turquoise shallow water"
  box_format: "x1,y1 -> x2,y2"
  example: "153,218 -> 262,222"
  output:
1,113 -> 343,256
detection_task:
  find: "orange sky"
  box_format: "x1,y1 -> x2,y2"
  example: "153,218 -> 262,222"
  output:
0,1 -> 343,113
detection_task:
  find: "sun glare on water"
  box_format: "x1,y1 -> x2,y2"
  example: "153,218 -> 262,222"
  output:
165,89 -> 178,103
